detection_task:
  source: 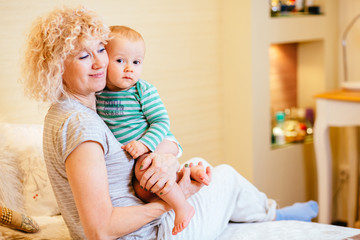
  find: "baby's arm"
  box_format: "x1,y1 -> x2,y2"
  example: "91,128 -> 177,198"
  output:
123,82 -> 177,159
123,139 -> 179,162
122,140 -> 150,159
137,81 -> 171,152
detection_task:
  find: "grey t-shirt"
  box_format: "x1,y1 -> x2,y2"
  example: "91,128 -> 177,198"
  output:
43,98 -> 160,239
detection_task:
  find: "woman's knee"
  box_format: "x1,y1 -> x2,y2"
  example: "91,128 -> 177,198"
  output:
212,164 -> 244,183
215,164 -> 236,174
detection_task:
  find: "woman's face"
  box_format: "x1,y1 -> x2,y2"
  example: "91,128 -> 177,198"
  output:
62,38 -> 109,99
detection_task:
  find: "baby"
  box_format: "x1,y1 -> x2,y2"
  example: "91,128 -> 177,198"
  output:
96,25 -> 210,235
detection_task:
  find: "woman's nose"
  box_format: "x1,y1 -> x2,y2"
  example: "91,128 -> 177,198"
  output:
92,55 -> 107,69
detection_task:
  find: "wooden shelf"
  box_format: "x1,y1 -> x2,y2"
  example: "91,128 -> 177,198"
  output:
271,12 -> 323,18
269,14 -> 326,44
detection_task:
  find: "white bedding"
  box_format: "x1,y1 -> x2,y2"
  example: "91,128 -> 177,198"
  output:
217,221 -> 360,240
1,217 -> 360,240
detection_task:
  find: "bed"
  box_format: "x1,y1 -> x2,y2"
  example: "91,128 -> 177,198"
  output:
1,122 -> 360,240
1,217 -> 360,240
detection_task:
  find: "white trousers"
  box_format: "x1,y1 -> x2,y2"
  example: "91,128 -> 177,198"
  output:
158,158 -> 277,240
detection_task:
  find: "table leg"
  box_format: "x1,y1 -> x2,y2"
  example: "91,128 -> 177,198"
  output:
314,120 -> 332,224
346,127 -> 359,228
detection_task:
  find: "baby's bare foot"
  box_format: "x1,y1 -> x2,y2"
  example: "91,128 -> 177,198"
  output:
172,204 -> 195,235
190,162 -> 210,185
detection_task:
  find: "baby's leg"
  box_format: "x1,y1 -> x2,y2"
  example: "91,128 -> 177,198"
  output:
134,158 -> 194,235
189,161 -> 211,186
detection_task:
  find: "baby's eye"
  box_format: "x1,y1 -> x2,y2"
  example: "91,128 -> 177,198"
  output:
134,60 -> 141,65
116,59 -> 124,63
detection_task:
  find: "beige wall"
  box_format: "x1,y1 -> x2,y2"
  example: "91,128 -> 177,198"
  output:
220,0 -> 254,178
0,0 -> 223,165
339,0 -> 360,85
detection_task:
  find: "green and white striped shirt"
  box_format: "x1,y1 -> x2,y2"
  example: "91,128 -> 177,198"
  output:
96,79 -> 176,152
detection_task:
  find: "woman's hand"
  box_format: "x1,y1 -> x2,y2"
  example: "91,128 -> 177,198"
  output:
177,164 -> 212,199
139,153 -> 180,195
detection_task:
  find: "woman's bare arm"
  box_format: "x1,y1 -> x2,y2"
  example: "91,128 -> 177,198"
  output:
65,141 -> 170,239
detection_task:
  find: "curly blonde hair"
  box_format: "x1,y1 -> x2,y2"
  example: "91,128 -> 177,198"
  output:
21,5 -> 110,103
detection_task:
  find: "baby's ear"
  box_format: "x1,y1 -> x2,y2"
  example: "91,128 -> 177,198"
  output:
1,206 -> 39,233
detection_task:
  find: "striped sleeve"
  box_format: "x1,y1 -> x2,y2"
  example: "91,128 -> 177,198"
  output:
136,80 -> 170,151
57,112 -> 108,163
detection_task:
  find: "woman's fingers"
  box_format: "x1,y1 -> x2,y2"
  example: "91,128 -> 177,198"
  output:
139,153 -> 179,194
158,179 -> 174,195
143,168 -> 161,190
143,169 -> 176,194
182,165 -> 191,179
148,176 -> 174,195
147,176 -> 166,193
178,167 -> 193,199
178,165 -> 207,199
140,160 -> 162,189
140,153 -> 156,171
206,166 -> 212,182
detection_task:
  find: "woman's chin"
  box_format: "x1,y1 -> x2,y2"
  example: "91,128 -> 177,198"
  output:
96,81 -> 107,92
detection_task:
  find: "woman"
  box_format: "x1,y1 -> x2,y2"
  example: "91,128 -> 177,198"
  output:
21,6 -> 318,240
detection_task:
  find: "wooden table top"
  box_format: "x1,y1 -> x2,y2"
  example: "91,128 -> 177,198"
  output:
315,89 -> 360,102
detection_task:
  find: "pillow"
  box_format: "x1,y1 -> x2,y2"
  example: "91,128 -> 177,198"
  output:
0,122 -> 60,216
0,206 -> 39,233
0,138 -> 24,213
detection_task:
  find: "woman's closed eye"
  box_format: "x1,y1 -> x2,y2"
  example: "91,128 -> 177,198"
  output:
79,53 -> 89,60
98,47 -> 106,53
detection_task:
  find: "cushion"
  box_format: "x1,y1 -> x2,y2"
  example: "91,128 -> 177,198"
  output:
0,215 -> 70,239
0,138 -> 23,213
0,122 -> 59,216
0,206 -> 39,233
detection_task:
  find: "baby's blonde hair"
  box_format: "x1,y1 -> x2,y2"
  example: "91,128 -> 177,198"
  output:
109,25 -> 144,42
21,5 -> 110,103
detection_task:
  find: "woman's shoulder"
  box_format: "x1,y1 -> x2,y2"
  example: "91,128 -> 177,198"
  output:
45,99 -> 113,156
47,99 -> 96,122
46,99 -> 105,135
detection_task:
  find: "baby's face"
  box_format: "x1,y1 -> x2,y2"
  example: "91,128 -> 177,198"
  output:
106,37 -> 145,91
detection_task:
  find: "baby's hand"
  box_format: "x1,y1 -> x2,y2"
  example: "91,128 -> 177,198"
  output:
122,140 -> 150,159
